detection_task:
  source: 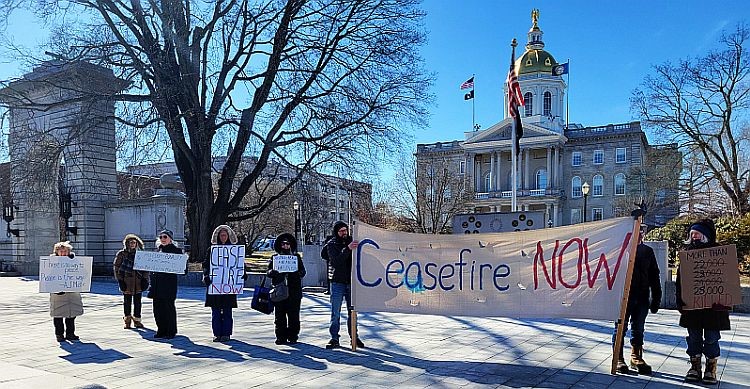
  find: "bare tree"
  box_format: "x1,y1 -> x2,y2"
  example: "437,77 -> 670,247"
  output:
388,153 -> 473,234
632,24 -> 750,215
0,1 -> 430,260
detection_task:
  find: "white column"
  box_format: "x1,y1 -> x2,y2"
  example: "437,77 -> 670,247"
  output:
475,154 -> 481,191
554,146 -> 560,188
489,152 -> 495,192
553,203 -> 559,226
546,147 -> 552,191
524,148 -> 530,190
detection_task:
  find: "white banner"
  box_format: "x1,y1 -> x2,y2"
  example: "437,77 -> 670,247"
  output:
208,245 -> 246,295
134,251 -> 189,274
273,255 -> 299,273
39,256 -> 94,293
353,217 -> 636,320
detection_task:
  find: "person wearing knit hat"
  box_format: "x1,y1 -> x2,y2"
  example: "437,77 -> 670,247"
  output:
323,221 -> 363,350
676,218 -> 730,384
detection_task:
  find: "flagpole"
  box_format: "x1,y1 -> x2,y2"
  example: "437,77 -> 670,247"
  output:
510,40 -> 518,212
472,74 -> 476,131
565,59 -> 570,130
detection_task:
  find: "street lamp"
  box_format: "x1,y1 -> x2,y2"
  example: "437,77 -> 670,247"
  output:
293,201 -> 300,244
581,181 -> 590,223
2,202 -> 20,237
59,191 -> 78,237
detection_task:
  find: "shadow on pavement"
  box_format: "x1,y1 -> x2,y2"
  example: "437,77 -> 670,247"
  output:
58,341 -> 131,364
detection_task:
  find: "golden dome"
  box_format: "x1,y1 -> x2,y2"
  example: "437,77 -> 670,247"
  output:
515,49 -> 558,75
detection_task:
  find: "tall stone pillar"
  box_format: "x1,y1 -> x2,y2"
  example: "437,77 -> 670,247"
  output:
0,61 -> 126,275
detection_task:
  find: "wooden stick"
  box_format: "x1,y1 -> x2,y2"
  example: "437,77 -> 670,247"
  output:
610,217 -> 641,374
351,309 -> 358,351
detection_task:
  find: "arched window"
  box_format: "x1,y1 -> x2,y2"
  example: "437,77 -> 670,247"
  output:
614,173 -> 626,195
524,92 -> 533,117
536,169 -> 547,190
543,91 -> 552,117
592,174 -> 604,196
572,176 -> 582,198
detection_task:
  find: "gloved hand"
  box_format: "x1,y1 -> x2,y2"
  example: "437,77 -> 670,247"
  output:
677,299 -> 686,314
241,273 -> 248,281
202,275 -> 212,286
267,269 -> 280,277
650,301 -> 660,314
68,253 -> 75,259
712,302 -> 731,311
118,280 -> 127,291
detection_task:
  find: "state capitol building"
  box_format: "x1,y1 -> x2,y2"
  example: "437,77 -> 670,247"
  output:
415,12 -> 680,230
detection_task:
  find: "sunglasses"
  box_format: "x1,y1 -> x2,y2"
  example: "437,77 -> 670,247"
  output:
281,242 -> 291,246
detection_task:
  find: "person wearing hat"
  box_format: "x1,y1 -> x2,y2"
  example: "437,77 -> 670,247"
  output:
612,224 -> 661,375
324,221 -> 363,349
114,234 -> 148,329
49,241 -> 83,342
149,229 -> 184,339
203,225 -> 241,342
267,233 -> 306,345
676,219 -> 730,384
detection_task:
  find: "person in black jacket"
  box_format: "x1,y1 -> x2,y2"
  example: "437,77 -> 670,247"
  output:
324,221 -> 363,349
612,225 -> 662,375
149,229 -> 184,339
203,225 -> 240,342
267,233 -> 306,345
676,219 -> 730,385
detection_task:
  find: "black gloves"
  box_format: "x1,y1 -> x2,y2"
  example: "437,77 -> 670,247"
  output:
118,279 -> 127,291
202,275 -> 212,286
712,303 -> 731,311
241,273 -> 248,281
650,300 -> 660,314
267,269 -> 280,277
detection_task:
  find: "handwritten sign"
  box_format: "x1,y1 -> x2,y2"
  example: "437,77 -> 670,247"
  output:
353,217 -> 638,320
679,244 -> 741,310
134,251 -> 188,274
208,245 -> 245,295
39,256 -> 93,293
273,255 -> 299,273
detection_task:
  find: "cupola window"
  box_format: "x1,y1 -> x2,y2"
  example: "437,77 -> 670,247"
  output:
524,92 -> 533,116
545,58 -> 551,66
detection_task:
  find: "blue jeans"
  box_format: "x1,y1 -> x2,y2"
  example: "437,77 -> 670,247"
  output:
686,328 -> 721,359
329,282 -> 355,341
612,303 -> 649,347
211,307 -> 233,337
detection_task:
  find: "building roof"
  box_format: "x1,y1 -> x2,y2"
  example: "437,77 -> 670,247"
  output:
516,49 -> 558,76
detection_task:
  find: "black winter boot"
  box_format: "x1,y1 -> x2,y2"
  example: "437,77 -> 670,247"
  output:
64,317 -> 79,341
615,345 -> 630,374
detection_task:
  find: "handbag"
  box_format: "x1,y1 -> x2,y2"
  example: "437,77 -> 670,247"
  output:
251,277 -> 274,314
270,275 -> 289,303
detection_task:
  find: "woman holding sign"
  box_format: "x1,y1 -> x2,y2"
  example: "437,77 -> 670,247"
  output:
203,225 -> 240,342
114,234 -> 148,329
49,241 -> 83,342
149,229 -> 184,339
676,219 -> 731,385
267,233 -> 306,345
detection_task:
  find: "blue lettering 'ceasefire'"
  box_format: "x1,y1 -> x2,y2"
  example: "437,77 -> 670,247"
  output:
357,239 -> 382,287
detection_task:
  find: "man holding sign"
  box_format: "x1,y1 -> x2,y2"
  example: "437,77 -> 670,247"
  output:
676,219 -> 735,385
267,233 -> 305,345
203,225 -> 243,342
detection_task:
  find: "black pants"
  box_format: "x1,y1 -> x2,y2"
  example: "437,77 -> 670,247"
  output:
53,317 -> 76,336
124,293 -> 142,317
274,295 -> 302,342
153,298 -> 177,336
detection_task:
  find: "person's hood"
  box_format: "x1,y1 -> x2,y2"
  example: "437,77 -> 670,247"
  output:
211,224 -> 238,245
332,220 -> 349,242
122,234 -> 144,251
273,233 -> 297,253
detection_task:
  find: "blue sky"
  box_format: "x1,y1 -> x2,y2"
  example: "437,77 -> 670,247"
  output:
418,1 -> 750,146
2,2 -> 750,161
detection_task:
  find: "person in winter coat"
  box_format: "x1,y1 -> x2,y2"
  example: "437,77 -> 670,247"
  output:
612,225 -> 662,375
114,234 -> 149,329
324,221 -> 363,349
267,233 -> 306,345
203,225 -> 241,342
49,241 -> 83,342
676,219 -> 731,385
149,229 -> 184,339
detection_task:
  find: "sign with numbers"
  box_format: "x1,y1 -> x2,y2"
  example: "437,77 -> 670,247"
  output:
679,245 -> 741,310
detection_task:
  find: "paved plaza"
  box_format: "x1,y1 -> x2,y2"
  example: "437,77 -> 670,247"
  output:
0,277 -> 748,389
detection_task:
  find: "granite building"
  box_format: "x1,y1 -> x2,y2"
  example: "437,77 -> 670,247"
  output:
415,12 -> 680,229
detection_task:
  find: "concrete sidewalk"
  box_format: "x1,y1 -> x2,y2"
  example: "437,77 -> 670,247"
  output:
0,277 -> 747,389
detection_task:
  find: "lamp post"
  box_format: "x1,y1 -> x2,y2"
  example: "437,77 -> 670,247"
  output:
2,202 -> 20,237
581,181 -> 590,223
293,201 -> 300,244
59,192 -> 78,237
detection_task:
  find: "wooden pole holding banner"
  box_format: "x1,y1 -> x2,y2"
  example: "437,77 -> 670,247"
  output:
610,216 -> 642,374
351,219 -> 359,351
351,310 -> 358,351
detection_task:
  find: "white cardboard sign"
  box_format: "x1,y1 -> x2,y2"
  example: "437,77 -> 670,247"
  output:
39,256 -> 93,293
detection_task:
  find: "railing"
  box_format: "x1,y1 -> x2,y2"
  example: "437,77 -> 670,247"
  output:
475,189 -> 561,200
529,189 -> 546,196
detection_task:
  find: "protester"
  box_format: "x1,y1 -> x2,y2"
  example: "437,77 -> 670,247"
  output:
49,241 -> 83,342
203,225 -> 240,342
114,234 -> 148,329
149,229 -> 184,339
324,221 -> 363,349
267,233 -> 306,345
613,225 -> 661,375
676,219 -> 730,385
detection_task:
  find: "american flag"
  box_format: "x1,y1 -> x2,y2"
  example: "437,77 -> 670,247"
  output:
460,76 -> 474,90
506,63 -> 524,154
